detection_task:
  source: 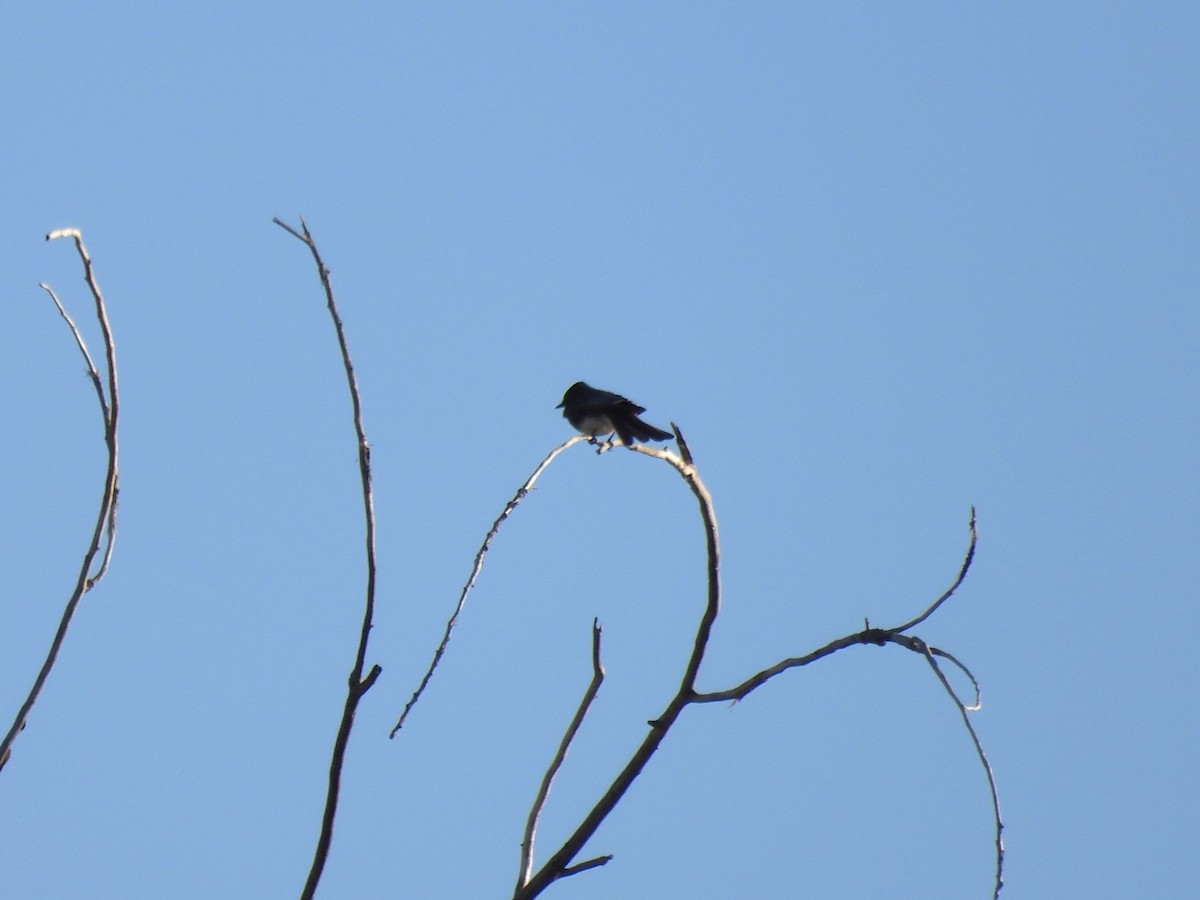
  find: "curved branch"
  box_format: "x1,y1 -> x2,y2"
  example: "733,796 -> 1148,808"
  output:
917,641 -> 1005,899
632,442 -> 721,698
891,505 -> 977,633
686,509 -> 999,896
1,230 -> 120,775
275,217 -> 381,900
690,509 -> 979,705
517,432 -> 721,899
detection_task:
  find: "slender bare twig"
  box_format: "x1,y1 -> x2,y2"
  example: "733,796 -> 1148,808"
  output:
38,283 -> 108,423
891,506 -> 977,633
391,434 -> 586,738
929,646 -> 982,711
515,620 -> 608,895
274,217 -> 382,900
559,856 -> 613,878
0,229 -> 120,775
917,640 -> 1005,899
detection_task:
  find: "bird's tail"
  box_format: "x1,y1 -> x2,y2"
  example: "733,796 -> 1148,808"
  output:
629,417 -> 673,443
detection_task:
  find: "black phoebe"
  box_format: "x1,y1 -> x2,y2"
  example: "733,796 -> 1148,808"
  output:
557,382 -> 673,446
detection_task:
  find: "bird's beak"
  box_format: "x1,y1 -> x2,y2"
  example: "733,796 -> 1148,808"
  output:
555,402 -> 564,409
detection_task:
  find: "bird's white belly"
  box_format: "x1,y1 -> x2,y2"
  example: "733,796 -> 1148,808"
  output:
574,414 -> 614,436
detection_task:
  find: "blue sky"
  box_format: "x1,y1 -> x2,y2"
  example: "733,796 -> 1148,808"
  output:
1,4 -> 1197,898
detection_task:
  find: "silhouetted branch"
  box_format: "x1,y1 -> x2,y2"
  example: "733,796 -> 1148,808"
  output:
559,855 -> 613,878
686,509 -> 1001,896
891,506 -> 977,632
391,434 -> 586,738
918,640 -> 1004,899
516,458 -> 996,896
689,512 -> 980,704
275,217 -> 381,900
0,229 -> 120,775
515,619 -> 607,895
39,283 -> 109,425
516,433 -> 720,899
409,419 -> 994,896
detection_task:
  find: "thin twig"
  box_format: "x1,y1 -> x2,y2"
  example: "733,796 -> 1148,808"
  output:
38,283 -> 108,423
275,217 -> 382,900
559,855 -> 613,878
391,435 -> 586,738
515,620 -> 607,895
917,641 -> 1005,899
891,506 -> 977,633
0,230 -> 120,775
930,646 -> 982,711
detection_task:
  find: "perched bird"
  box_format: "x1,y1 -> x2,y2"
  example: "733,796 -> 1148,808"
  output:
557,382 -> 673,446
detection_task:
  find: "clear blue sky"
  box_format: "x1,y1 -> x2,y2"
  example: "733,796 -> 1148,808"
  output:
2,4 -> 1196,898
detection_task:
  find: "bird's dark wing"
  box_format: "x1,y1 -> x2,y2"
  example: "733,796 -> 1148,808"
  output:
611,396 -> 647,416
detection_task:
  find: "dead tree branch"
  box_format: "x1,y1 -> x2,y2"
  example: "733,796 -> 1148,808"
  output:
274,217 -> 382,900
515,620 -> 608,894
687,507 -> 1002,899
890,506 -> 978,632
392,415 -> 995,896
919,640 -> 1005,900
514,447 -> 998,897
391,435 -> 586,738
514,435 -> 719,898
0,229 -> 120,775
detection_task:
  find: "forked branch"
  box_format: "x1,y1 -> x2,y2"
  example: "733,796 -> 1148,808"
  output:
516,451 -> 998,897
515,435 -> 720,898
515,620 -> 608,894
0,229 -> 120,775
397,419 -> 996,897
275,217 -> 382,900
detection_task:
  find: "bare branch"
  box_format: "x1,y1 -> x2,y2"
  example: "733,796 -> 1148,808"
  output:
891,505 -> 977,633
685,508 -> 998,895
917,641 -> 1005,899
627,439 -> 720,698
517,490 -> 993,896
517,430 -> 722,898
515,620 -> 606,895
275,217 -> 381,900
37,282 -> 108,422
0,230 -> 120,775
690,631 -> 880,704
692,508 -> 980,704
432,432 -> 990,896
391,434 -> 587,738
559,855 -> 613,878
669,421 -> 693,465
929,646 -> 982,711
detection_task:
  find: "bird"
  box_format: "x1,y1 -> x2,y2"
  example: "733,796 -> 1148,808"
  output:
557,382 -> 673,446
